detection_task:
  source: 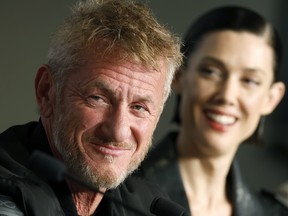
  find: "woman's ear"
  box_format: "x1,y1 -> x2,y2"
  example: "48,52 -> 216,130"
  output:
35,64 -> 56,117
172,67 -> 184,94
261,81 -> 285,115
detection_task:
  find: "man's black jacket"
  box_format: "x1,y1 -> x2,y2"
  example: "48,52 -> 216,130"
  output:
0,121 -> 177,216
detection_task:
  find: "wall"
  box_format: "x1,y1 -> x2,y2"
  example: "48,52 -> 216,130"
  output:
0,1 -> 77,131
1,0 -> 287,191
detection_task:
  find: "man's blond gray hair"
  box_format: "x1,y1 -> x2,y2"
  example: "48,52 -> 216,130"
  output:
47,0 -> 182,102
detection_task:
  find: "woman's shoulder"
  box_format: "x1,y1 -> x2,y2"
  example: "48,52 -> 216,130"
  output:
258,189 -> 288,216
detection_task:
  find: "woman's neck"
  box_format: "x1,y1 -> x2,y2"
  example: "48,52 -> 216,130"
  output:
177,134 -> 234,216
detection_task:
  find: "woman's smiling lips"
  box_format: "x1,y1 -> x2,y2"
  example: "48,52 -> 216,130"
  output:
204,109 -> 238,131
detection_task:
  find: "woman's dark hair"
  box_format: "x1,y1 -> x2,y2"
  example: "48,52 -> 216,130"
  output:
173,6 -> 283,145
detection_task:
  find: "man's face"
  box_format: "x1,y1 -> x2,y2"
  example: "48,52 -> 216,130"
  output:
50,57 -> 167,189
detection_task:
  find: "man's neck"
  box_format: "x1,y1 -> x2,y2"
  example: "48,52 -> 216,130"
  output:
67,181 -> 106,216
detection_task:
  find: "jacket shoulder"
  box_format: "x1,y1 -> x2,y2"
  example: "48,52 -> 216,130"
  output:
0,194 -> 24,216
110,176 -> 167,216
0,145 -> 65,216
0,122 -> 38,162
259,190 -> 288,216
118,175 -> 169,205
113,176 -> 187,216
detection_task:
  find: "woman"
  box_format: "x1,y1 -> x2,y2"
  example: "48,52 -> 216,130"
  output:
138,6 -> 287,216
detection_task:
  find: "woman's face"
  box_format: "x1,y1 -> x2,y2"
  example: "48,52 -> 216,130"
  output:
177,30 -> 284,157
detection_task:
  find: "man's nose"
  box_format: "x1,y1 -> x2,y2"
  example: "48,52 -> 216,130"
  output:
103,106 -> 131,142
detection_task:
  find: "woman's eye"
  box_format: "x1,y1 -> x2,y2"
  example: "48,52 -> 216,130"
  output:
197,66 -> 223,82
198,66 -> 221,77
199,67 -> 214,75
243,78 -> 261,86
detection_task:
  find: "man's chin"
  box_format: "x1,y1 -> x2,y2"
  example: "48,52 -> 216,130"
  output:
85,165 -> 128,190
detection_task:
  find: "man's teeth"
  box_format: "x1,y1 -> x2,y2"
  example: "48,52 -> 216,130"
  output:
206,112 -> 236,125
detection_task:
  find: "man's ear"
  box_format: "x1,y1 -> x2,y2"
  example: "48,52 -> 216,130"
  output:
35,64 -> 55,117
172,67 -> 184,94
261,81 -> 285,115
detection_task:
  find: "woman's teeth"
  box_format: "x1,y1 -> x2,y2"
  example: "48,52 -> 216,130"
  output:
206,112 -> 236,125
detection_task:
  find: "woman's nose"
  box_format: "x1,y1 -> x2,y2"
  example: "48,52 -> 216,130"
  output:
214,78 -> 238,105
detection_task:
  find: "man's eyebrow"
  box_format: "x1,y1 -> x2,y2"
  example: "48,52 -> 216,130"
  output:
87,81 -> 155,103
86,81 -> 115,97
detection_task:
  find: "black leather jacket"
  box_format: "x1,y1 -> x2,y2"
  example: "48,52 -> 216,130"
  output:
138,132 -> 288,216
0,122 -> 183,216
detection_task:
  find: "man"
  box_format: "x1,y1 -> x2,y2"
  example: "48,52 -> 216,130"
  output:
0,0 -> 182,215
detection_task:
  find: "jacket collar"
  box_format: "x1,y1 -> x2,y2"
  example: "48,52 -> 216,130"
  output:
228,159 -> 265,216
151,131 -> 266,216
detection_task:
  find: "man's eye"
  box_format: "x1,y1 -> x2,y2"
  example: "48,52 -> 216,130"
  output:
132,104 -> 145,111
90,95 -> 102,101
131,104 -> 150,118
87,95 -> 106,107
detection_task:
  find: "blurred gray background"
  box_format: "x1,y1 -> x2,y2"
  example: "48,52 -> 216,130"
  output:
1,0 -> 287,192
